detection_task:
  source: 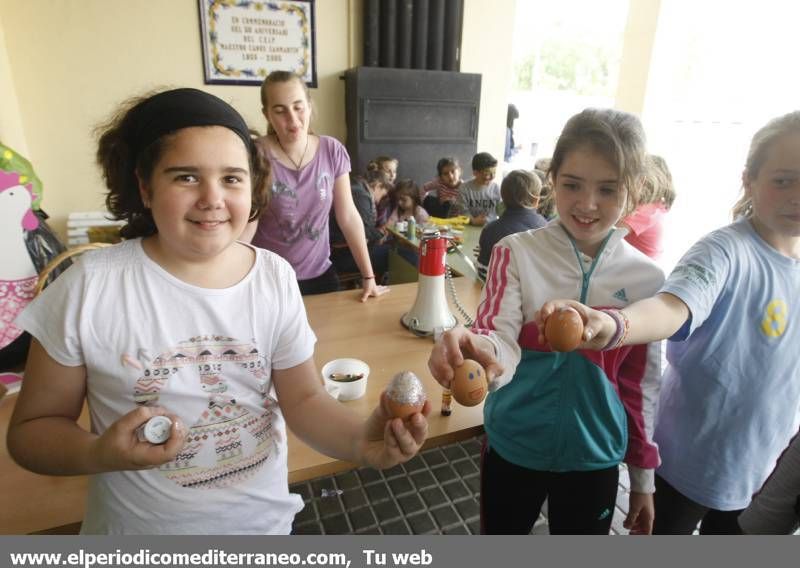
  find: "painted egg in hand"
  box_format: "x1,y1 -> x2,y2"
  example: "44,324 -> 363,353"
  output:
386,371 -> 427,419
451,359 -> 488,407
544,307 -> 584,352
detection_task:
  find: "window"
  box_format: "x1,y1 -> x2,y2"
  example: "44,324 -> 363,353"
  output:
509,0 -> 630,167
644,0 -> 800,268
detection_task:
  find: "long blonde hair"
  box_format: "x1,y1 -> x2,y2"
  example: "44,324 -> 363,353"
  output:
733,111 -> 800,219
640,154 -> 676,210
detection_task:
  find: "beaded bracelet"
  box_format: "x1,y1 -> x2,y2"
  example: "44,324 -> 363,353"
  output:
600,309 -> 630,351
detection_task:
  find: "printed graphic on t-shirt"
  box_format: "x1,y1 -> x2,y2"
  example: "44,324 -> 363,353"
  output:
271,180 -> 323,245
131,335 -> 278,489
317,172 -> 331,202
670,263 -> 717,288
464,196 -> 499,216
761,299 -> 788,338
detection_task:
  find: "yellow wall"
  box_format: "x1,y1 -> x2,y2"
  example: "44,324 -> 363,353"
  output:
0,11 -> 28,154
461,0 -> 517,162
614,0 -> 661,114
0,0 -> 515,238
0,0 -> 352,237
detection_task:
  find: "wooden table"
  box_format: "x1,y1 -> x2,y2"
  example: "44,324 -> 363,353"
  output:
0,278 -> 484,534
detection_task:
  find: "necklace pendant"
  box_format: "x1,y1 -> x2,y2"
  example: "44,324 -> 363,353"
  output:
277,135 -> 310,174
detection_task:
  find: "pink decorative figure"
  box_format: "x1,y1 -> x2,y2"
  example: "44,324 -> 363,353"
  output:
0,170 -> 40,350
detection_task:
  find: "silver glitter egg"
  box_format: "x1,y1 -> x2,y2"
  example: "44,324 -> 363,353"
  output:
386,371 -> 427,405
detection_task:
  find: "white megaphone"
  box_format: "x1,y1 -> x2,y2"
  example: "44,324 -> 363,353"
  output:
401,233 -> 457,336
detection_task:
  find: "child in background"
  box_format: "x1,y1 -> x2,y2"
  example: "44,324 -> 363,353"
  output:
536,111 -> 800,534
533,168 -> 557,220
455,152 -> 501,225
371,156 -> 398,228
429,108 -> 664,534
535,157 -> 552,171
505,104 -> 520,162
387,179 -> 429,226
476,170 -> 547,281
373,155 -> 398,184
6,89 -> 429,535
330,165 -> 394,283
422,157 -> 462,218
619,155 -> 676,259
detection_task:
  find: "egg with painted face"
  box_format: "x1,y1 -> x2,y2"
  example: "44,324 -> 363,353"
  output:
452,359 -> 488,407
544,307 -> 584,352
386,371 -> 427,419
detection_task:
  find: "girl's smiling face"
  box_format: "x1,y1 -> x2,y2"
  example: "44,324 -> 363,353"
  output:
140,126 -> 252,263
554,145 -> 627,257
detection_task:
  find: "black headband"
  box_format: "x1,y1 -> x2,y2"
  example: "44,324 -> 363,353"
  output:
130,88 -> 253,159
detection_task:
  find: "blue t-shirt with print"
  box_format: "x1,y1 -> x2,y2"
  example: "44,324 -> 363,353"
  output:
654,217 -> 800,510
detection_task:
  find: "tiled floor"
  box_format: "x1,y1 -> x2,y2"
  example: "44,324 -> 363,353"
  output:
290,434 -> 634,535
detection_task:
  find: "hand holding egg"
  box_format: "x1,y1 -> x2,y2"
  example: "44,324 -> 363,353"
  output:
386,371 -> 427,419
451,359 -> 488,406
544,307 -> 584,352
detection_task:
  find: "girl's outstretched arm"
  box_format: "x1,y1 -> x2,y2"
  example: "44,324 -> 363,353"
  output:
536,292 -> 690,350
274,358 -> 429,470
7,340 -> 185,475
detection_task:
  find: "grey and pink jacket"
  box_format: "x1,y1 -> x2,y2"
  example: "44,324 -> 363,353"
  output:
476,222 -> 665,493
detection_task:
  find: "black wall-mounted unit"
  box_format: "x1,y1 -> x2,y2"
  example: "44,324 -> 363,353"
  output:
345,66 -> 481,186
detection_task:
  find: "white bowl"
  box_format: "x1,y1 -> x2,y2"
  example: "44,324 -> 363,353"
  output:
321,358 -> 370,401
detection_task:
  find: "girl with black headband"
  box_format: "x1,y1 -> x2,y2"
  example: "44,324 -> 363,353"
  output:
7,88 -> 429,534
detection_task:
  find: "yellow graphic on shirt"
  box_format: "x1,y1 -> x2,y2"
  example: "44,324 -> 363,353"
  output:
761,299 -> 788,338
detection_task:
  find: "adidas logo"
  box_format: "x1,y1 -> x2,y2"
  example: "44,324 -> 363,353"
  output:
613,288 -> 628,302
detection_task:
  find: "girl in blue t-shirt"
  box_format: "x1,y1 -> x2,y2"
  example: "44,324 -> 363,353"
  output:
537,111 -> 800,534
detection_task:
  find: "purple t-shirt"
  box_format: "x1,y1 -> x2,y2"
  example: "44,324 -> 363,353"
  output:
253,135 -> 351,279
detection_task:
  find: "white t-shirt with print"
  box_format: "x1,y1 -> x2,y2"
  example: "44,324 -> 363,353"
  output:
16,239 -> 316,534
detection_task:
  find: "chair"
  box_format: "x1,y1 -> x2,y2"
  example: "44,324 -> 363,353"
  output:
34,243 -> 112,297
330,242 -> 365,290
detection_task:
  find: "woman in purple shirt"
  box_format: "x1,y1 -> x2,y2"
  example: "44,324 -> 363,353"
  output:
242,71 -> 388,300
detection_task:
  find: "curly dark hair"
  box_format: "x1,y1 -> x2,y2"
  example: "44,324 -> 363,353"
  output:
96,92 -> 270,239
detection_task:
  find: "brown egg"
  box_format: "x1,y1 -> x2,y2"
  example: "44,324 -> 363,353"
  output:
451,359 -> 488,407
544,307 -> 584,352
386,371 -> 426,419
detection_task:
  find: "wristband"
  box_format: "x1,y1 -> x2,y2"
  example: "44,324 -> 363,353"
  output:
362,275 -> 375,280
600,309 -> 630,351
